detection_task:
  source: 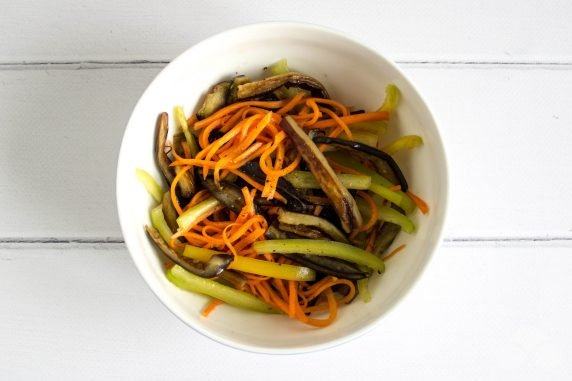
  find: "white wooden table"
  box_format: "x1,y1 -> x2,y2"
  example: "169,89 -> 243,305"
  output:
1,1 -> 571,379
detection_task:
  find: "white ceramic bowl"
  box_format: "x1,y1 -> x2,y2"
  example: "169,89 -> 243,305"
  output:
116,22 -> 448,354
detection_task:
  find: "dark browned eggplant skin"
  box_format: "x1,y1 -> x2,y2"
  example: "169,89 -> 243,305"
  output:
239,161 -> 313,213
145,226 -> 232,278
161,191 -> 179,232
202,179 -> 245,214
373,222 -> 401,257
235,72 -> 329,100
312,136 -> 409,192
155,112 -> 174,184
171,133 -> 196,197
279,116 -> 363,233
277,222 -> 328,240
227,75 -> 251,103
288,254 -> 369,280
197,81 -> 231,120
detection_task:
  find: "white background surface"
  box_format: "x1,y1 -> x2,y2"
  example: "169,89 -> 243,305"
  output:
1,1 -> 571,379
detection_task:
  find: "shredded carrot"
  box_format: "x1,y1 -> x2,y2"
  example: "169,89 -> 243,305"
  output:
383,244 -> 406,261
171,204 -> 225,243
204,117 -> 259,162
161,89 -> 418,328
273,278 -> 289,301
298,105 -> 311,115
241,108 -> 283,125
188,189 -> 211,208
320,107 -> 353,141
266,151 -> 302,178
259,131 -> 286,199
201,299 -> 223,317
311,97 -> 349,116
304,99 -> 322,125
255,282 -> 272,304
302,277 -> 351,302
199,119 -> 223,149
228,169 -> 286,203
277,93 -> 306,115
407,190 -> 430,214
194,99 -> 288,129
230,142 -> 264,164
261,281 -> 289,312
365,225 -> 377,252
220,107 -> 245,133
356,191 -> 378,232
288,280 -> 297,318
388,185 -> 402,191
222,224 -> 239,257
309,111 -> 389,129
234,228 -> 266,251
325,125 -> 345,140
170,165 -> 191,215
169,157 -> 217,169
300,289 -> 338,327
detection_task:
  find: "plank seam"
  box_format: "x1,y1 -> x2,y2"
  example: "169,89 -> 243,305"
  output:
0,59 -> 571,71
0,237 -> 125,244
0,236 -> 570,250
0,236 -> 570,244
444,236 -> 572,243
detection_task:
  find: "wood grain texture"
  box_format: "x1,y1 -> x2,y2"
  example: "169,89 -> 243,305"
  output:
405,64 -> 572,239
0,66 -> 570,240
0,68 -> 158,239
1,0 -> 571,63
0,244 -> 570,380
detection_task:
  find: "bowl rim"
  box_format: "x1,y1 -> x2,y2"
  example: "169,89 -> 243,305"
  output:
116,20 -> 449,354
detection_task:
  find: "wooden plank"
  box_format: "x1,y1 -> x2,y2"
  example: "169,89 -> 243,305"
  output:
1,66 -> 570,239
0,68 -> 159,239
405,65 -> 572,239
1,0 -> 571,63
0,244 -> 570,379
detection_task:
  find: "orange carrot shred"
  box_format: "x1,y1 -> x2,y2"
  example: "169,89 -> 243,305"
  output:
277,93 -> 306,115
310,111 -> 389,129
320,107 -> 353,141
201,299 -> 223,317
356,191 -> 378,232
194,99 -> 288,129
288,280 -> 297,318
170,166 -> 191,215
304,98 -> 322,125
312,98 -> 349,116
365,226 -> 377,253
383,244 -> 407,261
160,85 -> 419,328
273,279 -> 289,301
407,191 -> 430,214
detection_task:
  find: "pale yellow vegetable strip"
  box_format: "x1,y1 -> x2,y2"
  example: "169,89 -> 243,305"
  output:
174,106 -> 199,156
382,135 -> 424,155
377,84 -> 400,113
136,168 -> 162,203
182,245 -> 316,281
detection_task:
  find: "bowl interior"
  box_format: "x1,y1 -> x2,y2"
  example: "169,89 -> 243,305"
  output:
116,23 -> 448,354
